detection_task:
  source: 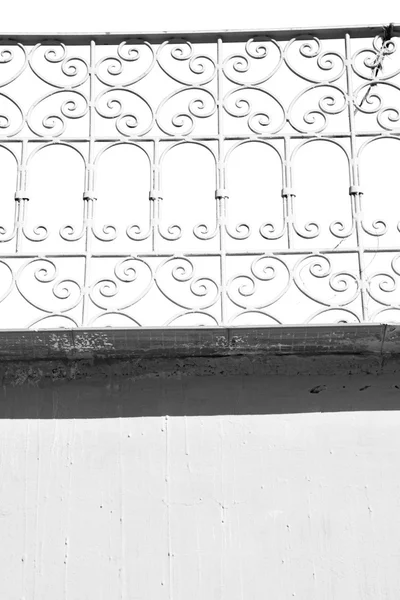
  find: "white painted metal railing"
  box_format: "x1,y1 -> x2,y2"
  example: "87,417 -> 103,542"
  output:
0,25 -> 399,328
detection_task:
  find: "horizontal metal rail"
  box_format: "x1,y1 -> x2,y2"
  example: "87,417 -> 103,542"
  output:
0,23 -> 399,44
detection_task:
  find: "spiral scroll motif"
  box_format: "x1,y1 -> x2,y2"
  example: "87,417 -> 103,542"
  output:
95,88 -> 154,136
288,85 -> 348,133
354,82 -> 400,130
27,90 -> 89,137
0,261 -> 14,305
29,42 -> 89,88
0,93 -> 24,136
156,88 -> 217,136
157,39 -> 216,86
223,87 -> 286,134
96,40 -> 155,86
294,255 -> 360,308
227,256 -> 291,309
155,257 -> 220,311
352,36 -> 400,81
0,42 -> 27,86
366,254 -> 400,308
90,258 -> 153,311
16,258 -> 82,315
223,37 -> 282,85
0,31 -> 398,328
284,37 -> 346,83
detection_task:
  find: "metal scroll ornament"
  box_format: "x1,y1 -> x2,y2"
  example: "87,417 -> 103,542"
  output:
157,40 -> 216,86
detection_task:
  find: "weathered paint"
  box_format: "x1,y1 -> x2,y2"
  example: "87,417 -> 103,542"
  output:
0,324 -> 395,363
0,323 -> 399,387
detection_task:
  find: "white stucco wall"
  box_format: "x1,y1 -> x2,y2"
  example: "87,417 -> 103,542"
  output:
1,380 -> 400,599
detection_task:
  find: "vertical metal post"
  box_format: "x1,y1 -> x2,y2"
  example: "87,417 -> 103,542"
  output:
282,136 -> 294,250
345,33 -> 367,321
14,140 -> 28,254
216,37 -> 227,326
81,40 -> 96,327
151,138 -> 161,253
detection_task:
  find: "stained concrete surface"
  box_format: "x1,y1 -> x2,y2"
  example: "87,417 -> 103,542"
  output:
1,370 -> 400,419
0,324 -> 394,362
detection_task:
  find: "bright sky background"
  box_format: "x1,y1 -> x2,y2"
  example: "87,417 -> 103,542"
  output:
1,0 -> 399,34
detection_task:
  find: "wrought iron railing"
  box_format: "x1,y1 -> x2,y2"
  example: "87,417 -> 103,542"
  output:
0,25 -> 399,329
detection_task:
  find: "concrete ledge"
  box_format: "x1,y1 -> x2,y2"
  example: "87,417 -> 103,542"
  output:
0,324 -> 399,385
0,324 -> 397,362
0,324 -> 400,361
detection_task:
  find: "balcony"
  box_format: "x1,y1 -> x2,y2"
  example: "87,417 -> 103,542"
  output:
0,24 -> 400,330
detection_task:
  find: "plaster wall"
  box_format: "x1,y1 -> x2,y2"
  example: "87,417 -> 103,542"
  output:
1,373 -> 400,600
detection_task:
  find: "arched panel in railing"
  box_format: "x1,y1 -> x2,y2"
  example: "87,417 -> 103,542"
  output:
94,143 -> 152,250
358,137 -> 400,244
0,146 -> 18,245
25,143 -> 86,250
159,141 -> 217,249
291,139 -> 352,248
225,141 -> 284,247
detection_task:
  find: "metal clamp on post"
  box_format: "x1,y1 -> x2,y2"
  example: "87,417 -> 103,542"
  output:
215,189 -> 229,199
349,186 -> 363,195
14,191 -> 29,201
281,187 -> 294,197
83,191 -> 97,201
149,189 -> 163,201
